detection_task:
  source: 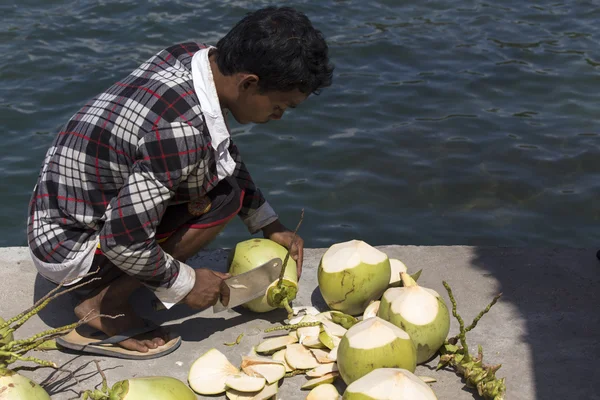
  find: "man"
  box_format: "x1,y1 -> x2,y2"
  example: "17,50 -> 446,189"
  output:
27,6 -> 334,359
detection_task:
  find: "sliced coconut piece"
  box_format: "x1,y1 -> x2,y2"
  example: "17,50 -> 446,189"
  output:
301,372 -> 339,390
327,346 -> 338,362
337,317 -> 416,384
306,383 -> 340,400
302,335 -> 326,349
306,362 -> 339,378
297,315 -> 322,339
256,334 -> 298,354
272,349 -> 294,372
419,376 -> 437,384
225,382 -> 278,400
225,374 -> 266,393
343,368 -> 437,399
319,329 -> 342,350
240,356 -> 286,385
388,258 -> 408,287
292,305 -> 321,316
289,315 -> 304,325
285,343 -> 320,370
310,348 -> 334,364
315,314 -> 348,337
289,330 -> 299,339
188,348 -> 240,395
363,300 -> 381,320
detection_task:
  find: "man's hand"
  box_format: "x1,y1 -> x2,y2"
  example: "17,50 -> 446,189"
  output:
262,220 -> 304,278
183,269 -> 230,309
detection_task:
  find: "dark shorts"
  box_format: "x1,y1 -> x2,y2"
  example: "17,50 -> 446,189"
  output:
73,177 -> 244,298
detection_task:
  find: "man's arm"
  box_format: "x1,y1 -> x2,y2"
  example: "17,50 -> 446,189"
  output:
97,121 -> 207,306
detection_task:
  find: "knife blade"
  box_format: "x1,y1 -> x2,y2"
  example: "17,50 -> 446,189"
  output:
213,257 -> 283,313
151,258 -> 283,312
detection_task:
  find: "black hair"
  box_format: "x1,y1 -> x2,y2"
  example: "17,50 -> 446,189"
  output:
215,6 -> 334,94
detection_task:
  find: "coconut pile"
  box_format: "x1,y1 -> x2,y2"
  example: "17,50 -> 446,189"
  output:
187,239 -> 506,400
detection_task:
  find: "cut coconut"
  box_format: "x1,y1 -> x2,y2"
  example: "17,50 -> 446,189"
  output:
328,346 -> 339,362
241,356 -> 286,384
310,348 -> 334,364
307,362 -> 339,377
337,317 -> 416,385
290,330 -> 299,340
302,336 -> 327,349
307,383 -> 340,400
228,239 -> 298,313
225,374 -> 266,393
285,344 -> 320,370
188,348 -> 240,395
318,240 -> 391,316
301,372 -> 339,390
388,258 -> 408,287
256,335 -> 298,354
272,349 -> 294,372
319,328 -> 342,350
292,306 -> 321,316
362,301 -> 380,320
289,316 -> 304,325
0,369 -> 51,399
226,382 -> 278,400
342,368 -> 438,399
384,273 -> 450,364
318,311 -> 358,329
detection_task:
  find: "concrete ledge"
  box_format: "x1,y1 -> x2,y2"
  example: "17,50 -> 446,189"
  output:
0,246 -> 598,399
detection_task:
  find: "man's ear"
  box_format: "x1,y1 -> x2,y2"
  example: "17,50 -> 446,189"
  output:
238,74 -> 260,92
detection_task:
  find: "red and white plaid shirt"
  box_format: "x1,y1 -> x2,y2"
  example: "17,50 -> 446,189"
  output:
27,42 -> 277,304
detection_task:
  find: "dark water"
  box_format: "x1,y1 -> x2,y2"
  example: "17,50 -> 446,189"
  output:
2,0 -> 600,249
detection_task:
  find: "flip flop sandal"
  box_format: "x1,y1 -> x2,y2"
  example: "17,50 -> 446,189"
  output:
55,320 -> 181,360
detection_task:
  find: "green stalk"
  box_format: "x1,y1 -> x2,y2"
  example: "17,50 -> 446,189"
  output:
264,321 -> 321,333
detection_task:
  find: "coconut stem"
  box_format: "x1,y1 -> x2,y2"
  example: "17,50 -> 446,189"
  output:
443,281 -> 470,362
284,369 -> 306,378
264,321 -> 321,333
276,208 -> 304,289
224,333 -> 244,347
449,291 -> 503,343
400,272 -> 418,287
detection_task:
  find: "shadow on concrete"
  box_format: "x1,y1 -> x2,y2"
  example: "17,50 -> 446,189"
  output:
468,247 -> 600,400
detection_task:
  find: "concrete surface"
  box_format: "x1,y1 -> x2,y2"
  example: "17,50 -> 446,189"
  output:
0,245 -> 598,400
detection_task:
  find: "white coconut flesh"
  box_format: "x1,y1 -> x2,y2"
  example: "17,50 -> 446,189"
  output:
307,383 -> 340,400
343,368 -> 438,400
388,258 -> 408,286
225,382 -> 278,400
298,315 -> 322,342
272,349 -> 294,372
362,301 -> 381,320
321,240 -> 388,273
345,318 -> 410,349
256,335 -> 298,354
316,315 -> 348,337
301,372 -> 339,390
225,374 -> 266,393
377,288 -> 403,321
310,348 -> 334,364
188,348 -> 240,395
328,346 -> 339,361
285,344 -> 320,370
307,363 -> 339,377
241,356 -> 286,384
390,287 -> 440,325
303,336 -> 326,349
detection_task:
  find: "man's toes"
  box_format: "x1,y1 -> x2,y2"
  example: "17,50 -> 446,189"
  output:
120,338 -> 149,353
142,339 -> 159,350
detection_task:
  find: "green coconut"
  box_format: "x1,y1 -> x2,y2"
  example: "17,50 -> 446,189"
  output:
342,368 -> 438,400
318,240 -> 391,316
0,368 -> 50,399
381,273 -> 450,364
377,287 -> 402,322
0,317 -> 13,346
228,239 -> 298,313
336,317 -> 416,385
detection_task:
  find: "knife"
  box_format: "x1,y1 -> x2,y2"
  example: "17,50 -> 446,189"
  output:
151,258 -> 283,312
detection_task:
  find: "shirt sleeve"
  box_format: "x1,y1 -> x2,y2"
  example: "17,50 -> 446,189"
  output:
228,140 -> 279,234
97,121 -> 207,307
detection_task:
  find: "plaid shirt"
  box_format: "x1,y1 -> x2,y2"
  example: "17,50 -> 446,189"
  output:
27,42 -> 277,302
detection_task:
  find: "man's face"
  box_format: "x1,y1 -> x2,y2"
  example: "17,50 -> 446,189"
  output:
228,77 -> 309,124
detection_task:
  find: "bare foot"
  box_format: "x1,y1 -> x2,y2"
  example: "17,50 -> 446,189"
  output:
74,275 -> 168,353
